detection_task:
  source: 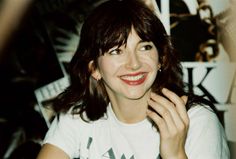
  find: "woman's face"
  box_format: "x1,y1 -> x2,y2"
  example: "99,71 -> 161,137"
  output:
93,28 -> 160,101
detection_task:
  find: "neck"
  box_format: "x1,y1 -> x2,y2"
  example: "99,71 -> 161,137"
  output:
109,92 -> 151,124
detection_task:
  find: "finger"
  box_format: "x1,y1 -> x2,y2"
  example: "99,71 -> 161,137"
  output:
148,98 -> 177,133
146,108 -> 169,136
179,95 -> 190,125
181,95 -> 188,105
161,88 -> 185,106
161,88 -> 189,125
150,92 -> 186,131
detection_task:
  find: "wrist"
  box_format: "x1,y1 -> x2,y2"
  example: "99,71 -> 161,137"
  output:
161,152 -> 188,159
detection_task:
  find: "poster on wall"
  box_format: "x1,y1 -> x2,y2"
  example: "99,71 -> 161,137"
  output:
152,0 -> 236,153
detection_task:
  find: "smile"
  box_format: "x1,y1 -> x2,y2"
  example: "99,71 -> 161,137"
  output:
120,73 -> 147,85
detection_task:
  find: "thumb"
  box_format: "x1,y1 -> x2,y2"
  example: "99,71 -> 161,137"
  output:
181,95 -> 188,105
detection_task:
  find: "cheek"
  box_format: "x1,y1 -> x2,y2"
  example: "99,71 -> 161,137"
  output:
97,58 -> 122,77
152,50 -> 159,63
146,51 -> 159,69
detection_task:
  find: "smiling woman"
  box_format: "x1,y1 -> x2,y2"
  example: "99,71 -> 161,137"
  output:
36,0 -> 230,159
94,28 -> 159,103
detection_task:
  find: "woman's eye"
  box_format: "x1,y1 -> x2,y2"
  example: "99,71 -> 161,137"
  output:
140,44 -> 153,51
108,48 -> 122,55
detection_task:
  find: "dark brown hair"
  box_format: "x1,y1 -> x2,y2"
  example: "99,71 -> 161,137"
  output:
52,0 -> 215,121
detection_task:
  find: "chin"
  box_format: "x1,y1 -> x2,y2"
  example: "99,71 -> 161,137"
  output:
125,91 -> 148,100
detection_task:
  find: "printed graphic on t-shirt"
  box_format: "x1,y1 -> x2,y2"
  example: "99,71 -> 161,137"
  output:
81,136 -> 160,159
102,148 -> 134,159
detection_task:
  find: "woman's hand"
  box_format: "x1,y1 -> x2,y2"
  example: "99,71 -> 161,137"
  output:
147,88 -> 189,159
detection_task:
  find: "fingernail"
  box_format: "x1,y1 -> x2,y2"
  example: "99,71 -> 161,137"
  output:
146,109 -> 151,115
162,88 -> 167,93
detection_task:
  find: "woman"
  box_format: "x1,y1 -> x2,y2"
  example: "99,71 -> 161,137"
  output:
37,0 -> 230,158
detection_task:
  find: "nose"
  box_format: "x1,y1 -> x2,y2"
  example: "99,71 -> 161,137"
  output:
125,52 -> 141,70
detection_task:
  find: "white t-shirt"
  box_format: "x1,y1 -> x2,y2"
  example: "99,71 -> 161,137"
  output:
43,104 -> 230,159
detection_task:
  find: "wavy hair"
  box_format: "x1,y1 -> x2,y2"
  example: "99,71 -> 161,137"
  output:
52,0 -> 216,121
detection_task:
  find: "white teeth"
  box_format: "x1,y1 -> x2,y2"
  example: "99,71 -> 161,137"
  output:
121,74 -> 144,81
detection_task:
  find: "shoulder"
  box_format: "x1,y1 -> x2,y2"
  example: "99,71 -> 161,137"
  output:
187,105 -> 223,136
188,105 -> 217,121
43,112 -> 107,158
47,112 -> 88,133
186,105 -> 230,159
45,109 -> 109,139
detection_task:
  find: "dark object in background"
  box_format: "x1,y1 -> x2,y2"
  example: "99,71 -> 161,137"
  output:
8,141 -> 41,159
0,3 -> 63,158
0,0 -> 105,158
170,0 -> 217,61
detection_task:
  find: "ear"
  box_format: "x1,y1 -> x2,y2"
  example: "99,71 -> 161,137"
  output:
88,60 -> 101,80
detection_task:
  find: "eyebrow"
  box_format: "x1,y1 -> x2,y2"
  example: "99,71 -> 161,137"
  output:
138,40 -> 152,44
117,39 -> 152,49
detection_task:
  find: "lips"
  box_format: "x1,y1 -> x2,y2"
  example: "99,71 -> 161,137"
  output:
119,72 -> 147,85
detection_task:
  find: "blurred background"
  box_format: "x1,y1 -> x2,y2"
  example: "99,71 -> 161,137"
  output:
0,0 -> 235,158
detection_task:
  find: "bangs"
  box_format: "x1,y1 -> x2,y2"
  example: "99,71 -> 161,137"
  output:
97,16 -> 156,55
99,20 -> 132,55
82,0 -> 167,57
